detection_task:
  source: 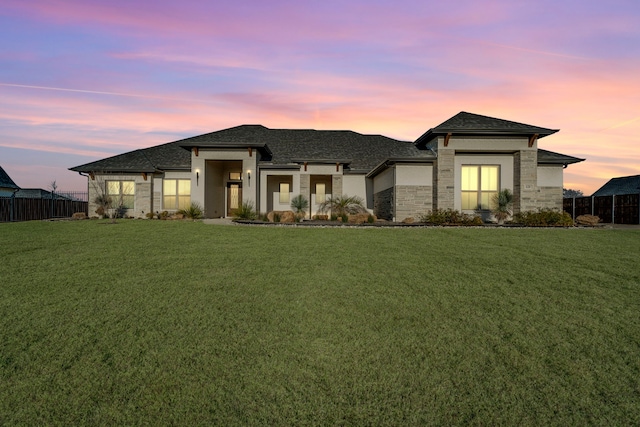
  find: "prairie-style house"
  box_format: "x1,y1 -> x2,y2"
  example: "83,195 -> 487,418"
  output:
70,112 -> 584,221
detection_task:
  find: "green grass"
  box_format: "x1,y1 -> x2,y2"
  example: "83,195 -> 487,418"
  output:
1,221 -> 639,425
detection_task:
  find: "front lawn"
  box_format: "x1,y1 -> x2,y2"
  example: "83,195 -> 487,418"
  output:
1,221 -> 639,425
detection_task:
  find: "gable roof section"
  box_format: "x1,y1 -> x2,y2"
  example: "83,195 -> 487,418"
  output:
0,165 -> 20,189
415,112 -> 559,146
592,175 -> 640,197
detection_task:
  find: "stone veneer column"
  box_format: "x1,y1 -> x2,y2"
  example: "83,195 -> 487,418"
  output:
300,174 -> 310,201
435,149 -> 455,210
136,182 -> 152,218
332,175 -> 343,198
514,150 -> 538,212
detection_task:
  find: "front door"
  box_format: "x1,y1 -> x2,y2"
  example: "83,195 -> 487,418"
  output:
227,183 -> 242,216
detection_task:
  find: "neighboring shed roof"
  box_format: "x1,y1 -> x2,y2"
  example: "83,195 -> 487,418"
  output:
415,112 -> 558,146
0,165 -> 20,190
591,175 -> 640,197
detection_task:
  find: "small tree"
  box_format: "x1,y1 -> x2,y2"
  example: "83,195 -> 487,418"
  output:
491,189 -> 513,224
563,188 -> 584,198
290,195 -> 309,218
90,176 -> 123,223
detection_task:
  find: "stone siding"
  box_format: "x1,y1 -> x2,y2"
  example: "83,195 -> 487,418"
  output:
435,149 -> 455,210
136,182 -> 152,217
373,187 -> 393,220
300,174 -> 310,202
537,186 -> 563,210
332,175 -> 343,198
514,150 -> 538,213
395,185 -> 432,221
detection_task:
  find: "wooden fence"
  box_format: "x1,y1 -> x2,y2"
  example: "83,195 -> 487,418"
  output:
563,194 -> 640,224
0,192 -> 88,222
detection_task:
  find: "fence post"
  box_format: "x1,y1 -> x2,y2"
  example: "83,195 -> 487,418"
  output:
611,194 -> 614,224
572,197 -> 576,220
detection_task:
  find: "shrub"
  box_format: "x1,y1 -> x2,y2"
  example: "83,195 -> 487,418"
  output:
233,201 -> 258,220
513,209 -> 574,227
419,209 -> 482,226
290,195 -> 309,217
341,215 -> 349,223
273,212 -> 281,223
491,189 -> 513,224
177,202 -> 204,220
367,214 -> 375,223
330,214 -> 338,221
145,212 -> 155,219
158,211 -> 170,220
320,195 -> 366,217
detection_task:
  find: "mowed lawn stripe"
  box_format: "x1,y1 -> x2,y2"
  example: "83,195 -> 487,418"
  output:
1,221 -> 638,425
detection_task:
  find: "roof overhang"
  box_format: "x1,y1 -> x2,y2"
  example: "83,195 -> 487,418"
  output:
415,129 -> 559,147
366,157 -> 436,178
177,141 -> 273,157
258,164 -> 301,170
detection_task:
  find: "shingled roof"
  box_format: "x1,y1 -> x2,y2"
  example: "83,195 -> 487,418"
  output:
592,175 -> 640,197
537,149 -> 584,166
70,141 -> 191,173
0,165 -> 19,190
71,125 -> 434,174
415,112 -> 559,146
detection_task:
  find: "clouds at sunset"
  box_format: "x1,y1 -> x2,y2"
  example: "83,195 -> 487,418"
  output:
0,0 -> 638,193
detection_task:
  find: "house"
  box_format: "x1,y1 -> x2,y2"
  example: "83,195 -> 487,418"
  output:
69,112 -> 584,221
0,165 -> 20,197
591,175 -> 640,197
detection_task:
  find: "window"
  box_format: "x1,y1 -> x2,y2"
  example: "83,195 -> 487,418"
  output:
106,181 -> 135,209
461,165 -> 499,210
316,183 -> 326,204
163,179 -> 191,210
229,172 -> 241,180
279,182 -> 290,204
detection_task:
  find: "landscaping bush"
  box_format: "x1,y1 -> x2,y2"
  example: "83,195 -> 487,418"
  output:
513,208 -> 574,227
177,202 -> 204,220
233,201 -> 258,220
419,209 -> 483,226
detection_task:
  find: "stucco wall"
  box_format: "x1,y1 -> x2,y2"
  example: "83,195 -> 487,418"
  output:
372,167 -> 394,194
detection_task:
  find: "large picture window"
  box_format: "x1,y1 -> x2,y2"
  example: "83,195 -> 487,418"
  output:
106,181 -> 135,209
461,165 -> 499,210
163,179 -> 191,210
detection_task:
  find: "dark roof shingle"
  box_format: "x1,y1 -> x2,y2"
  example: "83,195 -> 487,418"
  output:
0,165 -> 20,189
592,175 -> 640,197
416,111 -> 559,146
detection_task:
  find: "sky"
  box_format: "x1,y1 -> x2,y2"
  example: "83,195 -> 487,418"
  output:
1,0 -> 639,195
